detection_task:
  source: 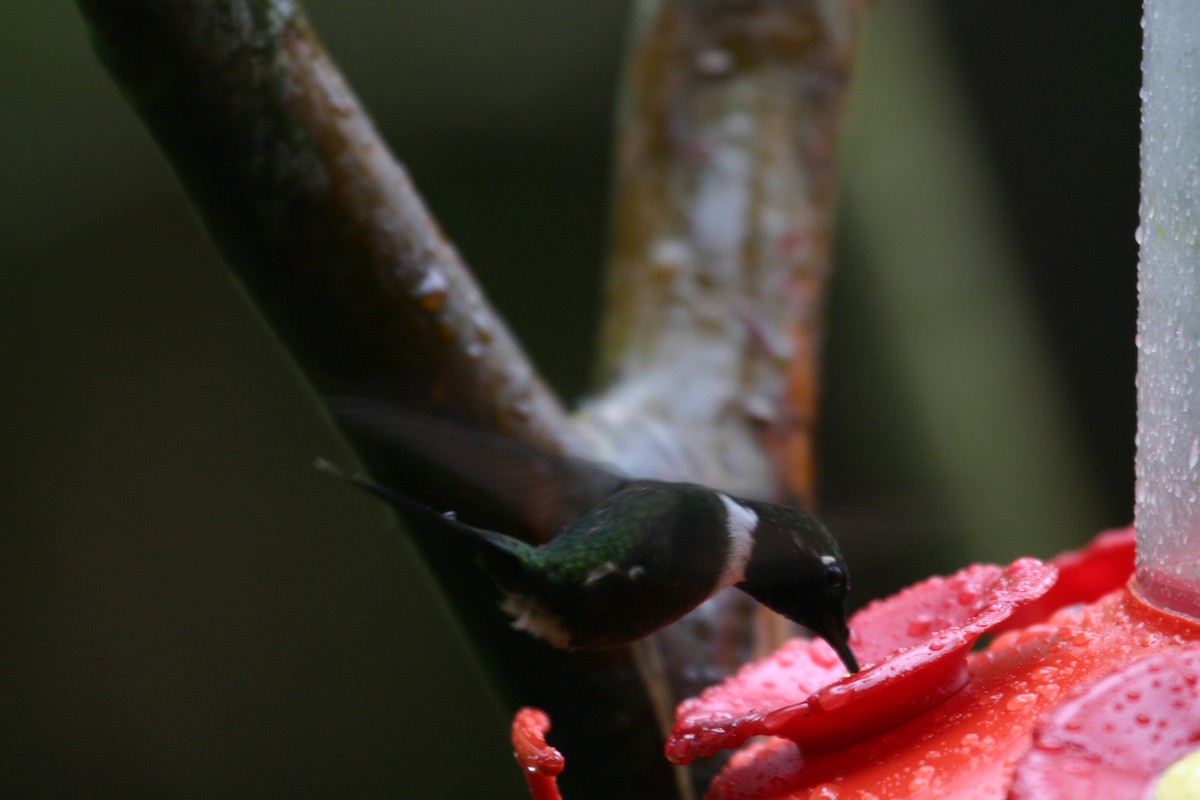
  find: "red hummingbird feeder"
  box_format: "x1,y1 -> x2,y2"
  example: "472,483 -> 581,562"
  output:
511,531 -> 1200,799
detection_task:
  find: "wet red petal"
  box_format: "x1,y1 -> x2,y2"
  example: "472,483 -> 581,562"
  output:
1008,645 -> 1200,800
667,558 -> 1057,764
705,737 -> 806,800
511,707 -> 564,800
995,527 -> 1135,634
708,588 -> 1200,799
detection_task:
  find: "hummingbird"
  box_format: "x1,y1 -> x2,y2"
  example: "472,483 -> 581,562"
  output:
323,401 -> 859,674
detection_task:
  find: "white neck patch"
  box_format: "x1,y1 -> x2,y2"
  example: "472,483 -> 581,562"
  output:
716,493 -> 758,587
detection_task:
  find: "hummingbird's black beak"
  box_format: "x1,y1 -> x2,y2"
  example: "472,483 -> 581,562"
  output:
818,619 -> 859,675
829,628 -> 859,674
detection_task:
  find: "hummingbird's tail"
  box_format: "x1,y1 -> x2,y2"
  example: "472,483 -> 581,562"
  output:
313,458 -> 532,578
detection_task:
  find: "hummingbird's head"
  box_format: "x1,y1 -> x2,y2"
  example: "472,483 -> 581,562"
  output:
736,503 -> 859,674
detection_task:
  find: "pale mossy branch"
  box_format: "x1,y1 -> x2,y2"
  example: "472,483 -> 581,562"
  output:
579,1 -> 867,775
586,0 -> 865,504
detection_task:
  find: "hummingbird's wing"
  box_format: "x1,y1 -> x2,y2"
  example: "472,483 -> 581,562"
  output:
327,397 -> 627,537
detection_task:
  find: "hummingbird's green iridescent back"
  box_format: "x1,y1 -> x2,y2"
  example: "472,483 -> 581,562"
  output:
495,480 -> 738,650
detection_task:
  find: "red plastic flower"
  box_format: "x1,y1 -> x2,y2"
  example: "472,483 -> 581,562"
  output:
994,527 -> 1135,635
511,707 -> 564,800
702,528 -> 1200,799
666,558 -> 1059,763
1008,644 -> 1200,800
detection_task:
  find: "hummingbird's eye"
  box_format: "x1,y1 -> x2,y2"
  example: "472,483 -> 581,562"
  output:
824,563 -> 847,591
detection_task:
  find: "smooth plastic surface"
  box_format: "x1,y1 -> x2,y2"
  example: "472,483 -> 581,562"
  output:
1135,0 -> 1200,619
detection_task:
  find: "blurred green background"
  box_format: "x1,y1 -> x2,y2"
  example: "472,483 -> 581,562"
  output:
1,1 -> 1139,797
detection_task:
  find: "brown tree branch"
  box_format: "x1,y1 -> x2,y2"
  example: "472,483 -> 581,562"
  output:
79,0 -> 568,448
74,1 -> 672,796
